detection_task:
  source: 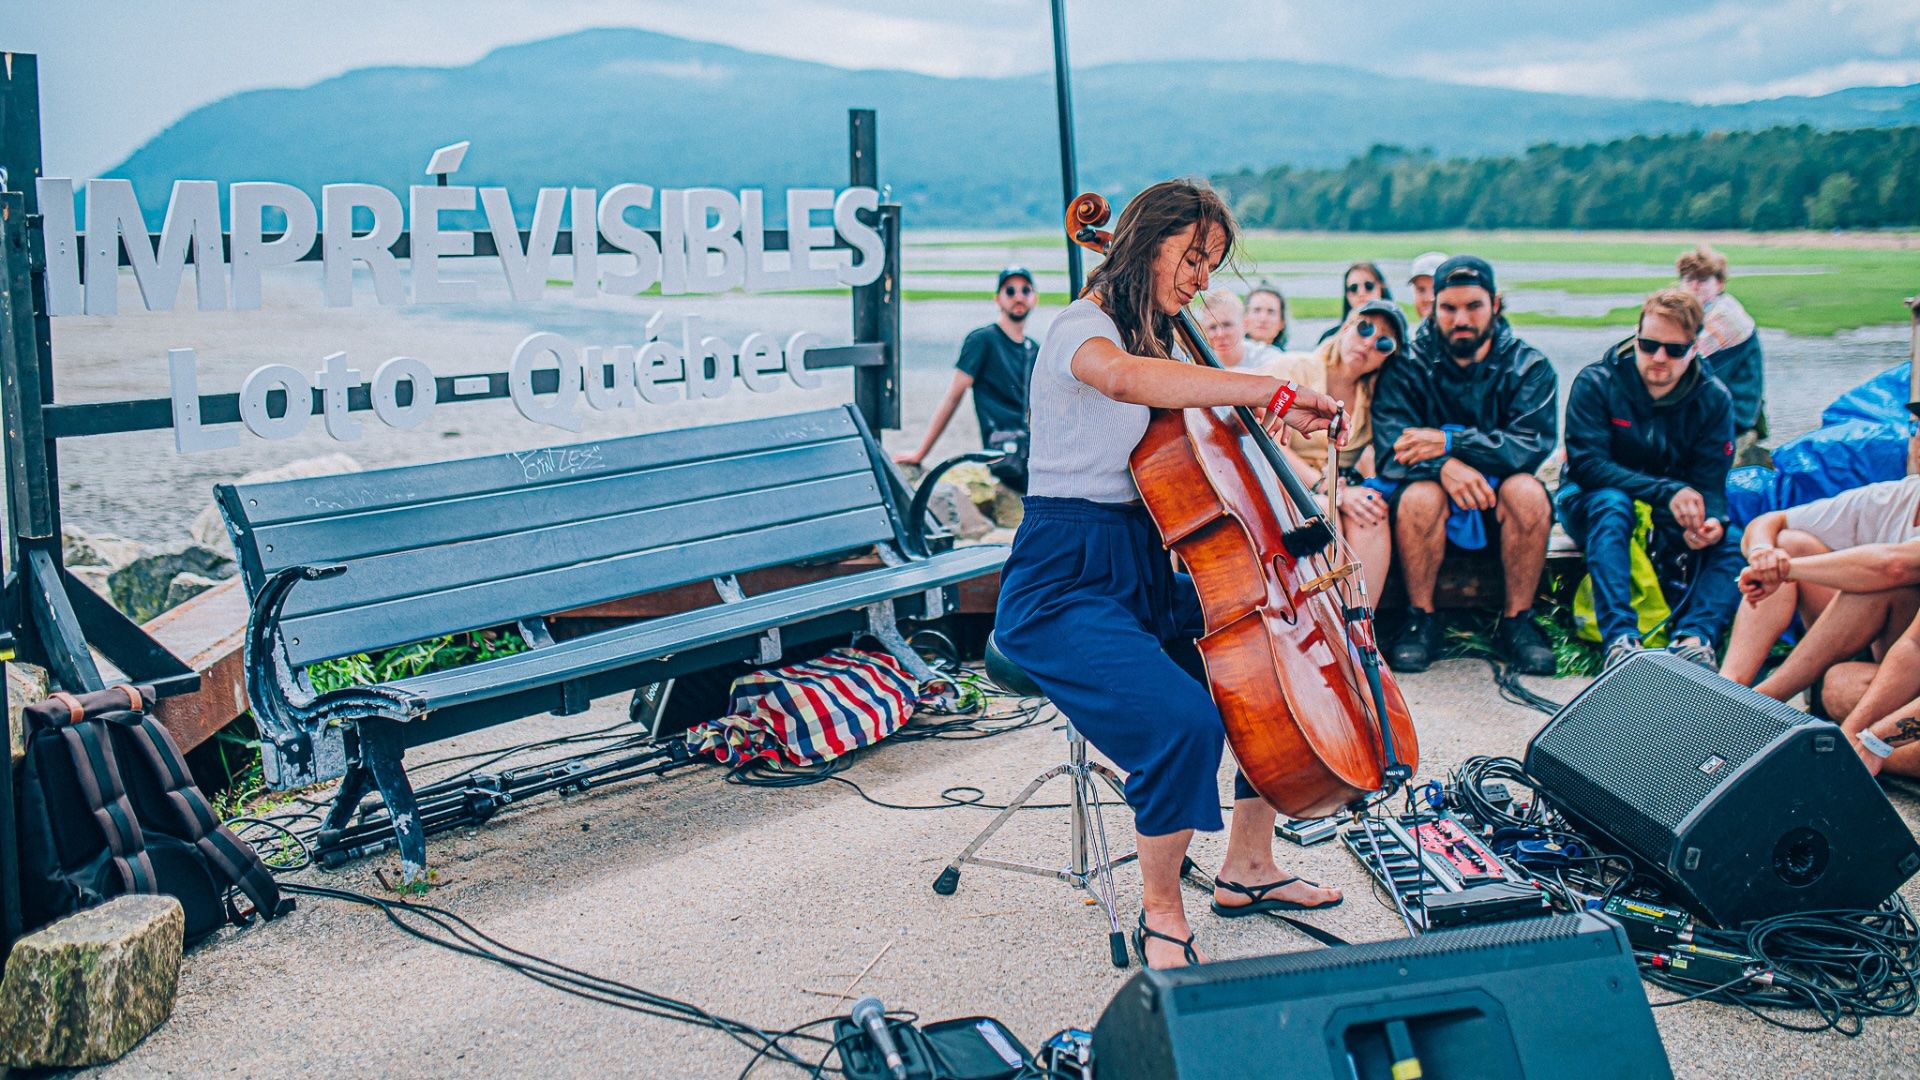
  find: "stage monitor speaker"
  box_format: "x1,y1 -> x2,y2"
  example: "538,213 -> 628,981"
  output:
1092,913 -> 1667,1080
1525,650 -> 1920,927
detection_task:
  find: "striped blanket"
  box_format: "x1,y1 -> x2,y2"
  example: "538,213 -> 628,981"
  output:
684,648 -> 920,766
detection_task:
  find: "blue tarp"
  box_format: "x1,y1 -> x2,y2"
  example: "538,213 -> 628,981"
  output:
1768,362 -> 1914,509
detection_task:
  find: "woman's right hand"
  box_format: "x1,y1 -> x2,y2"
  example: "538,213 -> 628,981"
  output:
1272,378 -> 1346,443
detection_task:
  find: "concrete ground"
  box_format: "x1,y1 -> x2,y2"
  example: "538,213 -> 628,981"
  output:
92,659 -> 1920,1079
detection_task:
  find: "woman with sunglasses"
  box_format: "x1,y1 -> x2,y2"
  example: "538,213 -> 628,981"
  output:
1316,261 -> 1394,343
1267,300 -> 1405,594
1244,282 -> 1289,349
995,180 -> 1346,970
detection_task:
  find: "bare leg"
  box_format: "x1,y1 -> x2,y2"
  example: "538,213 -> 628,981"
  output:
1495,475 -> 1551,618
1755,589 -> 1908,701
1840,596 -> 1920,732
1393,482 -> 1448,610
1721,529 -> 1835,685
1136,829 -> 1205,968
1820,661 -> 1878,719
1213,797 -> 1342,909
1349,515 -> 1392,602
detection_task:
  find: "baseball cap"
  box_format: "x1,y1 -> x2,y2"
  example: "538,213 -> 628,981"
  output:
1354,298 -> 1410,347
1408,251 -> 1449,282
1432,255 -> 1497,298
996,266 -> 1034,289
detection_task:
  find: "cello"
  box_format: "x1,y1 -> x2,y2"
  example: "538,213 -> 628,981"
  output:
1068,192 -> 1417,819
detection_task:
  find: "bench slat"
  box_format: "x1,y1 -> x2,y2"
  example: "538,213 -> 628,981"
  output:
245,438 -> 875,573
223,408 -> 862,528
392,545 -> 1009,710
277,507 -> 899,665
275,472 -> 884,619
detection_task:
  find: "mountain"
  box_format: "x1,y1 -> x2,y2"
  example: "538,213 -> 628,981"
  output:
102,28 -> 1920,227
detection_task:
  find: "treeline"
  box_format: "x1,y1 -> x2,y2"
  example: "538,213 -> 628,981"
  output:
1215,125 -> 1920,231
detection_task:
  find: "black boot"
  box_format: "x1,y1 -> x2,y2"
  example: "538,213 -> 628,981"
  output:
1497,612 -> 1558,677
1388,608 -> 1442,673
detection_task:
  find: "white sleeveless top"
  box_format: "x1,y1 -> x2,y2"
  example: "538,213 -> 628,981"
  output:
1026,300 -> 1153,503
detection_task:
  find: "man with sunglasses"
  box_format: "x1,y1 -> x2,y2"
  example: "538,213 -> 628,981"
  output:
1558,288 -> 1742,670
894,266 -> 1040,491
1373,255 -> 1560,675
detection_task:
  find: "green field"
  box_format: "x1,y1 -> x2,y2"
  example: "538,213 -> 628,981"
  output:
921,231 -> 1919,336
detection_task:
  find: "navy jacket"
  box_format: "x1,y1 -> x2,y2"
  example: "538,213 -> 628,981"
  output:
1563,338 -> 1735,522
1374,318 -> 1559,483
1704,331 -> 1765,435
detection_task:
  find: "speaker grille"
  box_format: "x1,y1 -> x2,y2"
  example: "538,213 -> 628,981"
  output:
1157,913 -> 1595,990
1525,651 -> 1806,864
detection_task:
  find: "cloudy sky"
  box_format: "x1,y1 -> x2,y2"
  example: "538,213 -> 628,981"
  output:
12,0 -> 1920,177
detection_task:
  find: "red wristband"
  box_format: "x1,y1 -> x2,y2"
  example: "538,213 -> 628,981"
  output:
1266,381 -> 1298,418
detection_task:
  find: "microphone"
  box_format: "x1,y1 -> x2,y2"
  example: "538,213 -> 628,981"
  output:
851,995 -> 910,1080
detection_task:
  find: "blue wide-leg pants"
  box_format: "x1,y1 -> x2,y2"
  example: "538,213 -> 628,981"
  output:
994,496 -> 1255,836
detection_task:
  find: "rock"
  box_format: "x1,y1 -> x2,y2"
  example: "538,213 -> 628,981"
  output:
8,662 -> 48,763
0,894 -> 184,1068
977,527 -> 1018,545
923,482 -> 993,541
70,565 -> 113,603
988,486 -> 1024,528
109,544 -> 237,623
942,462 -> 1000,509
163,572 -> 222,611
188,452 -> 363,558
61,528 -> 146,571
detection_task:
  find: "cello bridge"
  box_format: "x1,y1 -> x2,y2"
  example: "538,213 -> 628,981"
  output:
1301,561 -> 1359,596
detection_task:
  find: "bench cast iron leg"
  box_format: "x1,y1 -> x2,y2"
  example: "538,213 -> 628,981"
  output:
357,720 -> 427,884
319,763 -> 373,839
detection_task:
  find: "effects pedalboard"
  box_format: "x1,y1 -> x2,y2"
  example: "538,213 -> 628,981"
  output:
1338,811 -> 1552,930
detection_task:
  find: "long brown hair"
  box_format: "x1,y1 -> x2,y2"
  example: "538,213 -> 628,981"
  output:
1084,180 -> 1236,359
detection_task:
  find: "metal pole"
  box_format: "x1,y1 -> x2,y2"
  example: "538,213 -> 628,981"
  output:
1907,294 -> 1918,476
1049,0 -> 1084,298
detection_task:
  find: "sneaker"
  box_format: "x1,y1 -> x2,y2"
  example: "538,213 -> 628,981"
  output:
1603,636 -> 1644,669
1388,609 -> 1442,673
1668,637 -> 1717,671
1495,613 -> 1558,677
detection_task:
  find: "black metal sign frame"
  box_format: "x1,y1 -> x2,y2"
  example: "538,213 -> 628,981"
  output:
0,51 -> 903,701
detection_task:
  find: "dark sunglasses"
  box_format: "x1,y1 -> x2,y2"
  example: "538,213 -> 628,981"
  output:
1636,337 -> 1692,359
1001,284 -> 1033,297
1346,280 -> 1380,294
1355,319 -> 1397,354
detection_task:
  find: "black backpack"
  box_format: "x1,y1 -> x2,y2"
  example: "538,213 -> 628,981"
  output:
14,684 -> 290,945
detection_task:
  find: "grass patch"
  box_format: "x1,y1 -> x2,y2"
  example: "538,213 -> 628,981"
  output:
306,628 -> 529,693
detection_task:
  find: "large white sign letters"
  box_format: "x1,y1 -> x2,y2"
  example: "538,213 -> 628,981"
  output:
35,165 -> 888,452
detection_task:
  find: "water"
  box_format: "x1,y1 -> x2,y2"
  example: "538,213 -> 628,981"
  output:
36,245 -> 1915,545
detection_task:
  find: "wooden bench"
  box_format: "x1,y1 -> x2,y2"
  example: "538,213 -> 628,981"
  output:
217,406 -> 1006,879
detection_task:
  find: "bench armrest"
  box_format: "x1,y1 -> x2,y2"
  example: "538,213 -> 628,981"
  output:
243,564 -> 423,788
904,449 -> 1006,557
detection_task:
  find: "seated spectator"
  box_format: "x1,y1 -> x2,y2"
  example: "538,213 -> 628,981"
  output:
1265,299 -> 1407,594
1372,256 -> 1559,674
1739,539 -> 1920,707
1244,283 -> 1290,349
1407,251 -> 1448,323
1719,473 -> 1920,685
1677,246 -> 1767,464
1197,289 -> 1282,370
1318,261 -> 1394,343
1558,288 -> 1743,669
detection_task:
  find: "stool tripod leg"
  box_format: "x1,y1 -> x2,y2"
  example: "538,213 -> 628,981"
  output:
932,763 -> 1071,894
1079,768 -> 1130,968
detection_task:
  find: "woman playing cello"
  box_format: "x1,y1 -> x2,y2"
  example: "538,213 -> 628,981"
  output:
995,180 -> 1348,970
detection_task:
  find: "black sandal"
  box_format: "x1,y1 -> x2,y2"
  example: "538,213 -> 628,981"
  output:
1133,911 -> 1201,970
1210,876 -> 1343,917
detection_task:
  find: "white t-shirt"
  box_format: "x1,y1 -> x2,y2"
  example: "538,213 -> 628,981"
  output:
1026,299 -> 1153,503
1782,475 -> 1920,550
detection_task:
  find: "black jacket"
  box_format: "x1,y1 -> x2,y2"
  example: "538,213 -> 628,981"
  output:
1703,330 -> 1765,435
1373,318 -> 1558,483
1563,338 -> 1735,522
